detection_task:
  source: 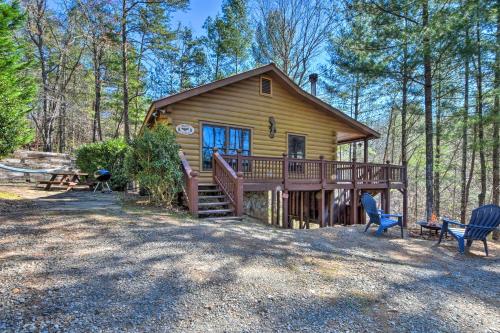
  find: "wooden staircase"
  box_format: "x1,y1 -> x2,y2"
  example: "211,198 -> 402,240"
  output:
197,184 -> 241,220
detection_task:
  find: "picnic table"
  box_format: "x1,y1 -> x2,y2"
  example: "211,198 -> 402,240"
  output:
38,171 -> 90,191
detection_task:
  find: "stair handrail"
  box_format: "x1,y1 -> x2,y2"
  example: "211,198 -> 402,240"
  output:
179,150 -> 198,217
213,148 -> 244,216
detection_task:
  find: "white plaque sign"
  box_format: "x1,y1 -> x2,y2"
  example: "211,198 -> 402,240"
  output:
175,124 -> 195,135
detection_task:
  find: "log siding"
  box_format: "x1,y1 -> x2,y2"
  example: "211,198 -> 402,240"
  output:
158,74 -> 358,183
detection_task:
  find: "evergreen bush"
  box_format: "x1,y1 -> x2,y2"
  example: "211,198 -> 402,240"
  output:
125,124 -> 182,206
75,139 -> 129,190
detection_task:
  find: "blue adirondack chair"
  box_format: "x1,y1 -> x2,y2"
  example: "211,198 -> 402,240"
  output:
438,204 -> 500,256
361,193 -> 404,238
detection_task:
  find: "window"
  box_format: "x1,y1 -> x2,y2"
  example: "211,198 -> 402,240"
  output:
202,124 -> 251,170
260,76 -> 272,96
288,134 -> 306,159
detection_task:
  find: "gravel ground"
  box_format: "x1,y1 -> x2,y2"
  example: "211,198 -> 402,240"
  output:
0,185 -> 499,332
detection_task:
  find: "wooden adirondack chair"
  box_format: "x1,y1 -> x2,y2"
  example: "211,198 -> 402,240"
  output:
361,193 -> 404,238
438,204 -> 500,256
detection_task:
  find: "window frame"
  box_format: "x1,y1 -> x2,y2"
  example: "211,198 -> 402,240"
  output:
260,76 -> 273,97
200,122 -> 252,171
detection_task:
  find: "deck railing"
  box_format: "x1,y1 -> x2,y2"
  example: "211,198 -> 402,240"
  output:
221,151 -> 405,187
213,149 -> 244,215
179,150 -> 198,216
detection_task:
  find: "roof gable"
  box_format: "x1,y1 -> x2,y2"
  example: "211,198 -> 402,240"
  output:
143,64 -> 380,142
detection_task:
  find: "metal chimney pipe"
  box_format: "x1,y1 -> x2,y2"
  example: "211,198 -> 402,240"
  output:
309,73 -> 318,96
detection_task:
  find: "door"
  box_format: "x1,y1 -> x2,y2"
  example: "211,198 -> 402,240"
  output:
288,134 -> 306,158
288,134 -> 306,174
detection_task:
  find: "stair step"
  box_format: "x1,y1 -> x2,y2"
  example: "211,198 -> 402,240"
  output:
198,189 -> 222,193
197,208 -> 234,215
203,216 -> 243,221
199,183 -> 217,187
199,195 -> 226,200
198,201 -> 230,207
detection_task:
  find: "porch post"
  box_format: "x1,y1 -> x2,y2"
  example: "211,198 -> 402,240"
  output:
364,138 -> 369,163
236,149 -> 242,172
282,153 -> 289,189
385,160 -> 391,213
320,155 -> 326,187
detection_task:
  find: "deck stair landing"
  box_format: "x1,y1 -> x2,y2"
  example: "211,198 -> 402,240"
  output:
197,184 -> 240,219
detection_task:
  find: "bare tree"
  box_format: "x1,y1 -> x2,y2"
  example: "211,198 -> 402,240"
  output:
253,0 -> 336,85
77,0 -> 116,142
25,0 -> 83,152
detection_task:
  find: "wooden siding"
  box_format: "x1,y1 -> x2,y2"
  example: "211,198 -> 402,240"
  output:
157,72 -> 359,183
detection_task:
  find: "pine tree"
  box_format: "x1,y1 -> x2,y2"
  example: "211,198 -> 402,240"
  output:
0,1 -> 35,158
203,0 -> 251,80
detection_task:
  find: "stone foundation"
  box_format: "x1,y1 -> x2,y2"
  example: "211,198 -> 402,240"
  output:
0,150 -> 75,183
243,191 -> 270,223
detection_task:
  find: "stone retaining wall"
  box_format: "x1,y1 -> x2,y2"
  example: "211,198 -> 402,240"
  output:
0,150 -> 76,183
243,191 -> 270,223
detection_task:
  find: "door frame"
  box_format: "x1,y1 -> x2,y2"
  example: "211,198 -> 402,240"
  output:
287,132 -> 307,159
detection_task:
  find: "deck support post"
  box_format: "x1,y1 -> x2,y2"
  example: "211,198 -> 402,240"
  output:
305,192 -> 310,229
329,190 -> 334,226
351,158 -> 358,225
351,189 -> 358,225
384,189 -> 391,215
402,160 -> 408,227
282,190 -> 289,228
235,172 -> 244,216
318,189 -> 326,227
277,191 -> 281,226
271,190 -> 276,225
300,192 -> 304,229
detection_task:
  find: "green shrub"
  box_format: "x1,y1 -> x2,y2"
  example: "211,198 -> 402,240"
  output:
75,139 -> 129,190
125,124 -> 182,206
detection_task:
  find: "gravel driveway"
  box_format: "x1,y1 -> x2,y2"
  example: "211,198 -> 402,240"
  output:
0,186 -> 499,332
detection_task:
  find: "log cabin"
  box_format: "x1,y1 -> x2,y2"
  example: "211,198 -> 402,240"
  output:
142,63 -> 408,228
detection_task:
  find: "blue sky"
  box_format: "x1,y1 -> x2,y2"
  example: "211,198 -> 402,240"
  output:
171,0 -> 328,74
172,0 -> 223,36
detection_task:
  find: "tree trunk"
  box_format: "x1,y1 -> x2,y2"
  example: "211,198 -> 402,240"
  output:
465,124 -> 477,215
121,0 -> 130,142
58,99 -> 66,153
460,28 -> 470,224
476,20 -> 486,206
401,66 -> 408,164
352,77 -> 360,161
434,73 -> 441,216
423,0 -> 434,221
401,15 -> 409,165
383,106 -> 394,163
92,49 -> 103,142
493,0 -> 500,239
37,32 -> 52,152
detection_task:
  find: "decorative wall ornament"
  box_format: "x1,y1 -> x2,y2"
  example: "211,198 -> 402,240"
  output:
268,116 -> 276,138
175,124 -> 195,135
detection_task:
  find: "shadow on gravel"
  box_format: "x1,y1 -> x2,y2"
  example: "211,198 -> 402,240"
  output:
0,188 -> 498,331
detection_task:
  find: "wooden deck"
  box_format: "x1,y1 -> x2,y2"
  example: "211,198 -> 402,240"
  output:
180,150 -> 408,228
